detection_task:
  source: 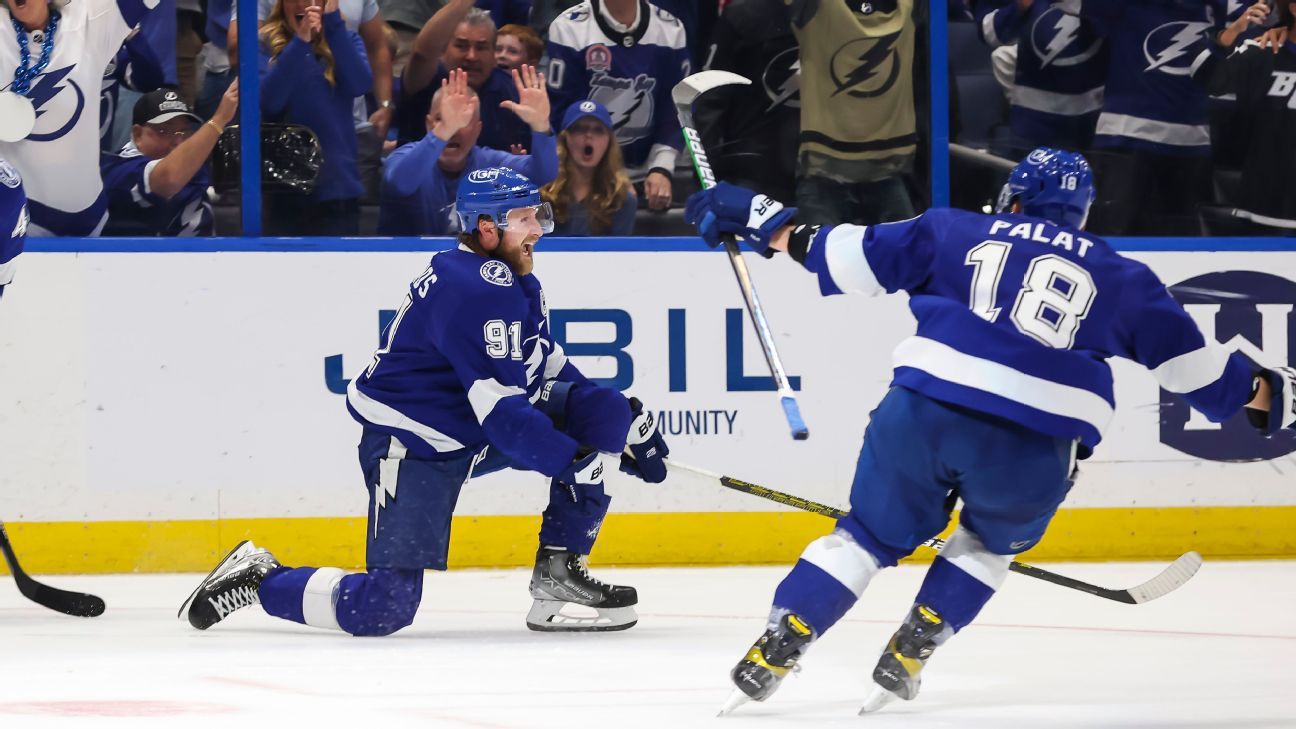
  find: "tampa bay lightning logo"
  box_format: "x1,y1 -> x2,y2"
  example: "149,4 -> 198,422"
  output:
829,33 -> 901,98
761,47 -> 801,110
1143,21 -> 1213,76
1160,271 -> 1296,461
1030,7 -> 1103,69
28,65 -> 86,142
589,73 -> 656,145
480,260 -> 514,287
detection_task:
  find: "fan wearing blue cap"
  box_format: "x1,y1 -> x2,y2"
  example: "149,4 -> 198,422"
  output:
538,100 -> 637,236
684,147 -> 1292,716
181,164 -> 674,639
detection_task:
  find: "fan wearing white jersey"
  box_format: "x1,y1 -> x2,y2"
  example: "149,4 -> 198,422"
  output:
0,0 -> 158,236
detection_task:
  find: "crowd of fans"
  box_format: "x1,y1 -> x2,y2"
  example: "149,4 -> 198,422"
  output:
0,0 -> 1291,238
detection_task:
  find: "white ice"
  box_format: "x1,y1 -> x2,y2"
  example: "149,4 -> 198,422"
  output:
2,561 -> 1295,728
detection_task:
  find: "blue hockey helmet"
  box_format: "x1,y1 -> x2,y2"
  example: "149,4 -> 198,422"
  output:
455,166 -> 554,234
995,148 -> 1096,229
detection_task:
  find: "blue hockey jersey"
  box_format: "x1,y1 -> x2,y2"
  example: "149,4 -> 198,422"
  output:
101,143 -> 214,236
798,207 -> 1252,448
1058,0 -> 1234,155
544,0 -> 689,174
975,0 -> 1107,150
347,247 -> 591,475
0,158 -> 27,295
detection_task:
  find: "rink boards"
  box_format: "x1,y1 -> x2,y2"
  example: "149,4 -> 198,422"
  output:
1,240 -> 1294,573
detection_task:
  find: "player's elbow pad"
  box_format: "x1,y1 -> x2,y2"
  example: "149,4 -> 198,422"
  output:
480,400 -> 579,477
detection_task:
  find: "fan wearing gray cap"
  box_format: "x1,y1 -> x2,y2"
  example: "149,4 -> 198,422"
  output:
100,83 -> 238,236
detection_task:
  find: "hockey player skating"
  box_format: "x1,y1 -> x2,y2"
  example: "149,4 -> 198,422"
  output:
180,166 -> 670,636
683,148 -> 1296,714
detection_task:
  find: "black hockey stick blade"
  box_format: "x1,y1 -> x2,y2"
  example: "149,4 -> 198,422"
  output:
653,457 -> 1202,605
0,522 -> 106,617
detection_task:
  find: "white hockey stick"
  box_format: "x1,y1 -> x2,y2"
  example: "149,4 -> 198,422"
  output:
672,70 -> 808,441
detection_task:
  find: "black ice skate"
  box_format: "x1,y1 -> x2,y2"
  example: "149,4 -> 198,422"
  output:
526,546 -> 637,632
718,612 -> 816,715
860,604 -> 954,714
178,540 -> 280,630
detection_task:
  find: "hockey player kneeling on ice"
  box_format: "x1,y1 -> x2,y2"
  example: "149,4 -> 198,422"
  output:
180,166 -> 670,636
684,149 -> 1296,715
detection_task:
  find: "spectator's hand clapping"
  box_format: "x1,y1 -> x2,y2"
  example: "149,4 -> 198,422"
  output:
433,68 -> 479,141
323,0 -> 339,14
510,143 -> 529,155
500,65 -> 551,134
297,1 -> 323,42
645,170 -> 673,212
214,78 -> 240,129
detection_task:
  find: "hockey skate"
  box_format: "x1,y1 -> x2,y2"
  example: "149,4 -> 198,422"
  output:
860,604 -> 954,714
178,540 -> 280,630
718,612 -> 816,716
526,546 -> 637,632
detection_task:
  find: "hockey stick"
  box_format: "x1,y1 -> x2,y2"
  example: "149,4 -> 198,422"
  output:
672,71 -> 808,441
0,522 -> 106,617
648,456 -> 1202,605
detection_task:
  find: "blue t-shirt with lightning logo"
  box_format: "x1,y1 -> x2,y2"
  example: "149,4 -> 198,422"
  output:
796,207 -> 1253,449
347,247 -> 594,476
974,0 -> 1108,150
0,158 -> 27,296
1057,0 -> 1236,155
0,0 -> 156,235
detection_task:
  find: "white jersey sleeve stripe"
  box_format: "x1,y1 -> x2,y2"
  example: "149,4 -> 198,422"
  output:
467,377 -> 527,424
823,224 -> 884,296
543,341 -> 569,381
1151,342 -> 1233,394
893,336 -> 1116,436
980,10 -> 1003,46
939,525 -> 1013,590
346,378 -> 467,451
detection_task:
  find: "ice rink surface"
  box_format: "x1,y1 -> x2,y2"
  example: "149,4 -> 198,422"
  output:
2,560 -> 1295,728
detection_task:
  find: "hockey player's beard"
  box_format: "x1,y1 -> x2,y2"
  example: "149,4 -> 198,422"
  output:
494,233 -> 538,276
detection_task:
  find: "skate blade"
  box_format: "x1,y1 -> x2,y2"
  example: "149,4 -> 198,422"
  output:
176,540 -> 255,621
859,684 -> 897,715
525,600 -> 637,632
717,688 -> 750,717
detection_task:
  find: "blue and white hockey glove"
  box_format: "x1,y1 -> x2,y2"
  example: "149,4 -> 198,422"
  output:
1246,367 -> 1296,435
558,448 -> 606,487
619,397 -> 670,483
683,182 -> 797,258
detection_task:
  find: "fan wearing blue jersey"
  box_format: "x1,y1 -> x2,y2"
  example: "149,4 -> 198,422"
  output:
101,85 -> 236,236
684,149 -> 1296,714
544,0 -> 691,211
181,166 -> 671,637
0,157 -> 28,298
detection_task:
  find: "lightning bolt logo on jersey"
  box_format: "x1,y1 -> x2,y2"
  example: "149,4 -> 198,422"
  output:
0,0 -> 157,236
762,49 -> 801,111
1144,21 -> 1214,75
829,34 -> 900,98
1032,9 -> 1102,69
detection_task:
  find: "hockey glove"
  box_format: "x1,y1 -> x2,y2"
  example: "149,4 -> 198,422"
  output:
1246,366 -> 1296,435
558,448 -> 606,487
683,182 -> 797,258
619,397 -> 670,483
